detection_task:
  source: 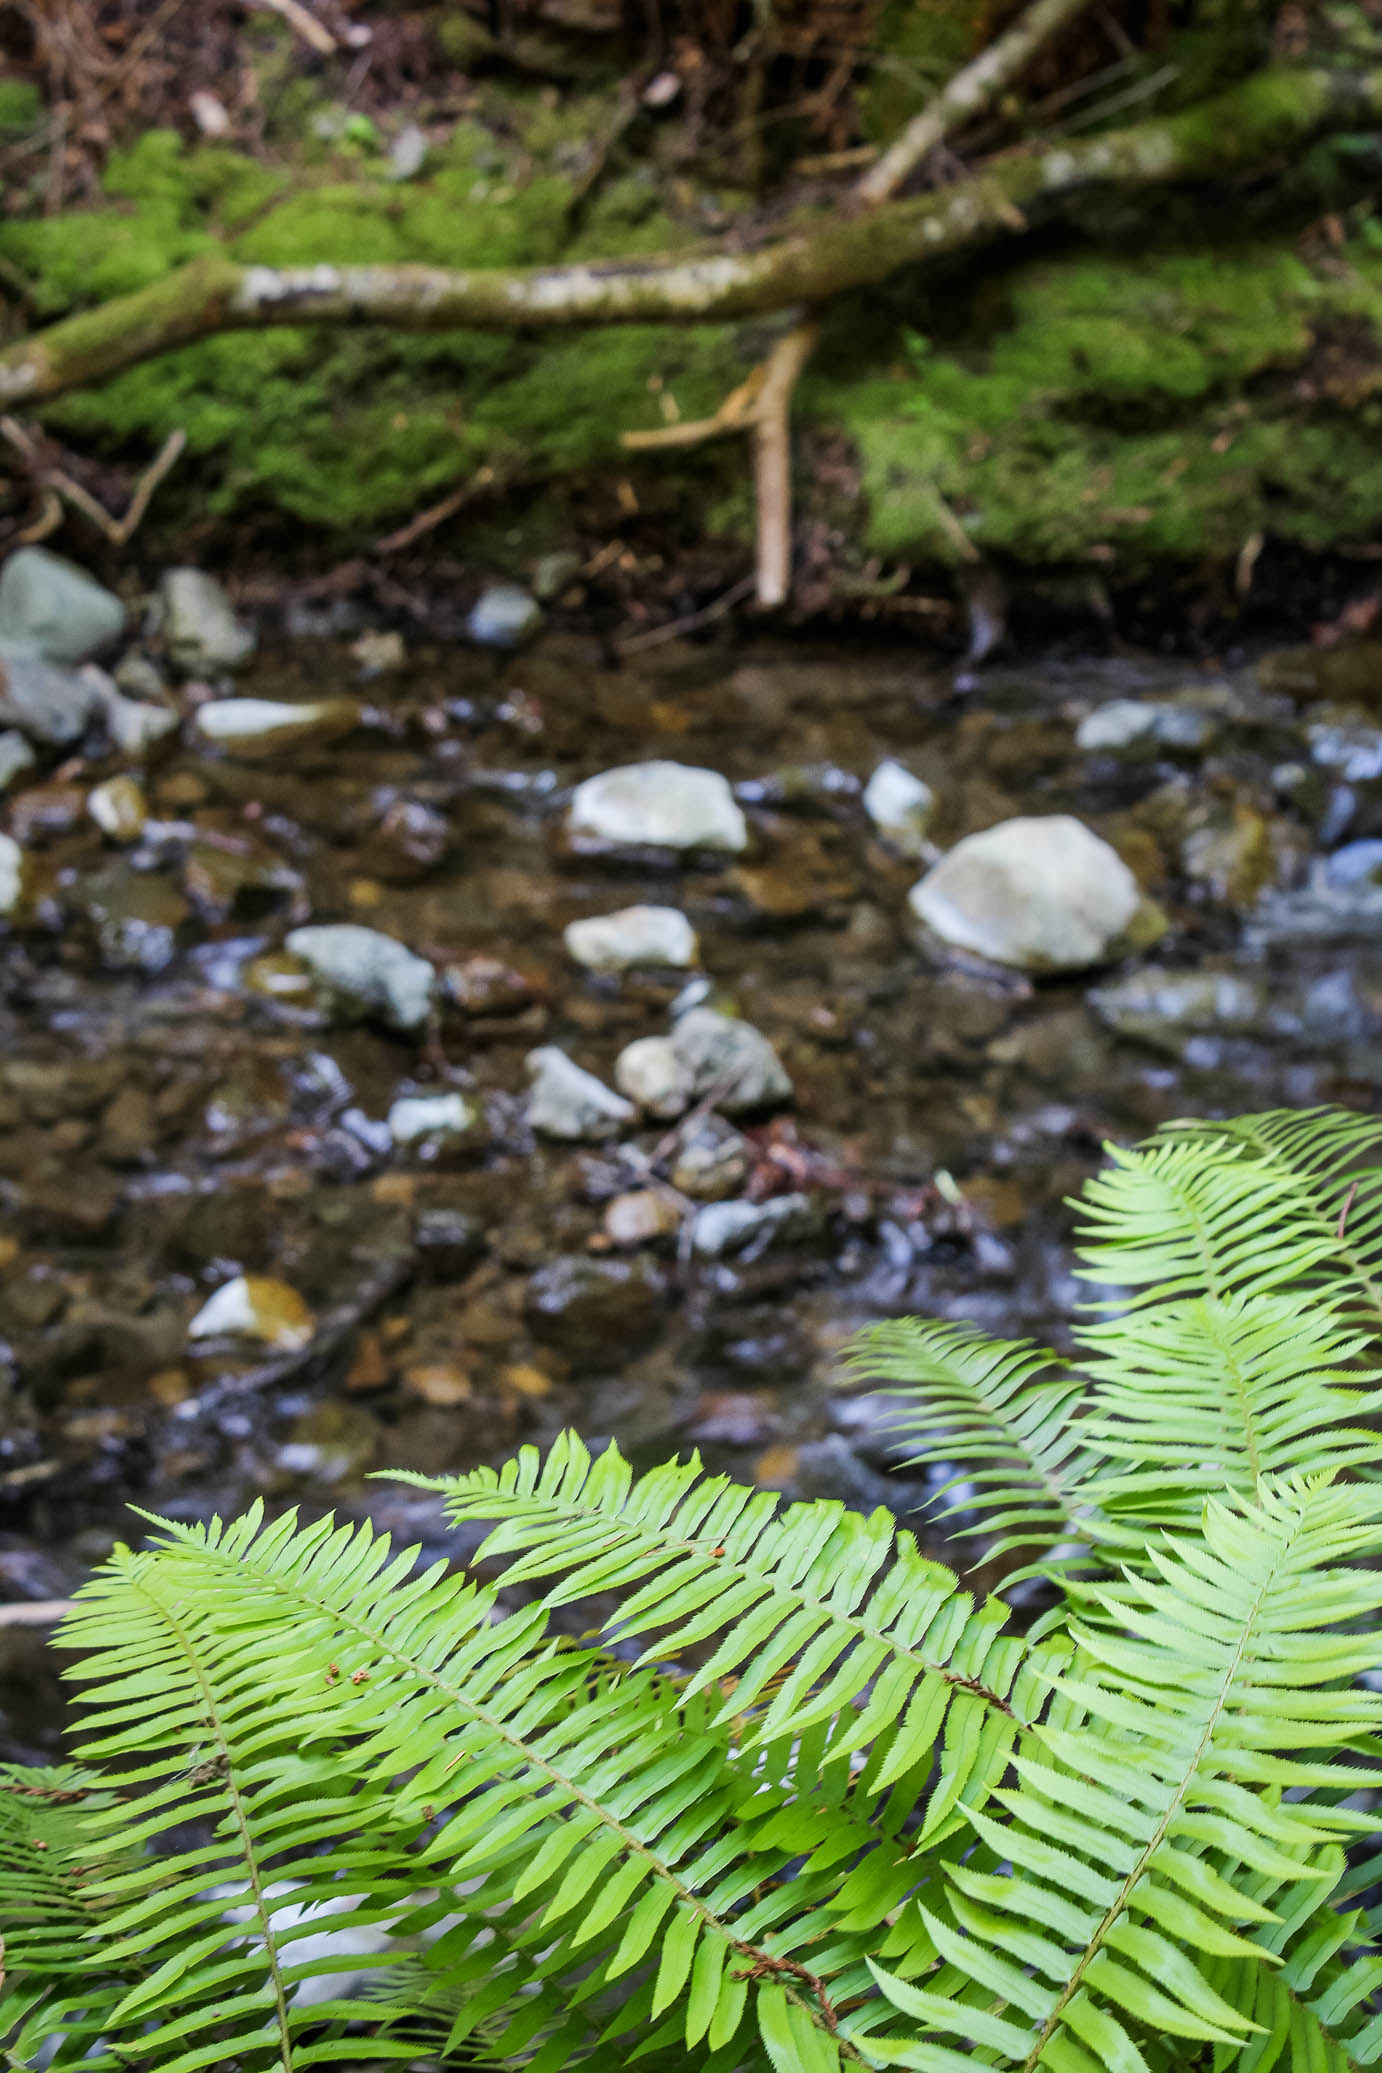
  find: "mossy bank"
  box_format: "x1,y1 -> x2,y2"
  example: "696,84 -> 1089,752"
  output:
8,105 -> 1382,574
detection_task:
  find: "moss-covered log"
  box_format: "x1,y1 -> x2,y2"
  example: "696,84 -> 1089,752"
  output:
2,64 -> 1379,411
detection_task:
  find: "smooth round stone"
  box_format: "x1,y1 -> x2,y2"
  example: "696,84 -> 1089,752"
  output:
563,905 -> 699,972
525,1045 -> 635,1141
466,582 -> 543,649
614,1036 -> 695,1119
161,568 -> 257,673
284,923 -> 436,1033
862,759 -> 934,856
909,815 -> 1145,973
689,1193 -> 812,1258
187,1274 -> 314,1350
87,775 -> 148,843
0,546 -> 126,665
193,697 -> 360,757
568,761 -> 748,854
668,1006 -> 792,1114
387,1091 -> 477,1147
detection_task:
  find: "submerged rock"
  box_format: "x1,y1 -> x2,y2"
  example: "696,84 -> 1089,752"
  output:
1076,699 -> 1213,756
160,568 -> 256,673
614,1036 -> 696,1119
82,864 -> 187,972
563,904 -> 698,972
862,759 -> 935,856
603,1190 -> 683,1247
1089,967 -> 1269,1056
0,833 -> 25,918
1324,840 -> 1382,888
93,677 -> 180,756
187,1274 -> 314,1350
284,923 -> 436,1033
669,1006 -> 792,1114
386,1091 -> 478,1149
666,1114 -> 753,1199
689,1193 -> 814,1258
525,1255 -> 664,1366
193,697 -> 360,757
568,761 -> 748,854
0,547 -> 126,664
525,1045 -> 635,1141
0,732 -> 34,791
87,775 -> 148,843
466,582 -> 544,649
0,652 -> 99,743
909,815 -> 1151,973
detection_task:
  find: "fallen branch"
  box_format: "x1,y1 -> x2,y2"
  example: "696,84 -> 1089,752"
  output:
2,68 -> 1377,413
856,0 -> 1100,204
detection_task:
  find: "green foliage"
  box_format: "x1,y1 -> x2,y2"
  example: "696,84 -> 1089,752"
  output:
7,1106 -> 1382,2070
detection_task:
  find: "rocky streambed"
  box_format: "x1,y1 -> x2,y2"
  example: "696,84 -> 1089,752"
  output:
2,544 -> 1381,1757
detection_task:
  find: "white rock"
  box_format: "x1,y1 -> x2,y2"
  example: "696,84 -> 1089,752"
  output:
0,833 -> 24,917
568,761 -> 748,853
669,1005 -> 792,1113
690,1193 -> 813,1257
88,668 -> 180,756
614,1035 -> 696,1119
0,547 -> 126,665
908,815 -> 1142,973
563,905 -> 699,972
194,697 -> 360,756
160,568 -> 257,673
88,775 -> 147,842
0,731 -> 34,790
187,1274 -> 314,1351
285,923 -> 436,1033
387,1092 -> 477,1147
525,1045 -> 635,1141
862,759 -> 934,856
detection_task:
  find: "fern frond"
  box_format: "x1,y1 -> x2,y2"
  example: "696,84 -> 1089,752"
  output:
1199,1856 -> 1382,2070
118,1496 -> 902,2072
0,1765 -> 135,2070
842,1321 -> 1097,1560
857,1474 -> 1382,2072
1190,1107 -> 1382,1328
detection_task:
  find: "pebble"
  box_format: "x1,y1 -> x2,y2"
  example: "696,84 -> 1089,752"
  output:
0,651 -> 100,743
350,629 -> 406,676
0,546 -> 126,665
0,833 -> 24,918
689,1193 -> 813,1257
603,1190 -> 682,1246
194,697 -> 361,757
284,923 -> 437,1033
187,1274 -> 314,1351
862,759 -> 935,856
525,1254 -> 664,1366
387,122 -> 428,181
533,551 -> 582,602
87,775 -> 148,843
667,1114 -> 752,1199
0,731 -> 34,791
1089,967 -> 1268,1056
525,1045 -> 636,1141
567,761 -> 748,854
1076,699 -> 1213,756
466,582 -> 544,650
386,1091 -> 477,1148
160,568 -> 257,673
614,1035 -> 696,1118
909,815 -> 1153,973
563,904 -> 699,973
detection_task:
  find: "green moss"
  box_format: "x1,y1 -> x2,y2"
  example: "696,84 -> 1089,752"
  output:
856,0 -> 982,143
816,236 -> 1382,568
0,81 -> 42,133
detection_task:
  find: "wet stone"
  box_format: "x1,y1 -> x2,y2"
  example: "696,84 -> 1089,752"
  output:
0,652 -> 101,744
689,1192 -> 814,1258
1075,699 -> 1214,757
467,582 -> 544,650
0,834 -> 24,919
80,865 -> 188,973
667,1006 -> 793,1115
614,1035 -> 695,1119
0,547 -> 126,665
910,815 -> 1153,973
666,1114 -> 753,1200
387,1092 -> 478,1149
284,924 -> 436,1034
862,759 -> 935,857
525,1254 -> 665,1367
160,568 -> 256,674
10,783 -> 86,843
193,697 -> 360,758
275,1401 -> 377,1485
603,1189 -> 683,1247
0,732 -> 34,792
526,1045 -> 635,1142
1089,967 -> 1269,1056
88,775 -> 148,843
567,761 -> 748,854
563,905 -> 698,973
187,1275 -> 315,1350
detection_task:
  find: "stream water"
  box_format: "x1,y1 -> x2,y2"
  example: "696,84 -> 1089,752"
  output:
3,619 -> 1381,1760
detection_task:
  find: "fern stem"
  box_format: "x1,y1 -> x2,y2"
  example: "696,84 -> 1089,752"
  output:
136,1570 -> 297,2073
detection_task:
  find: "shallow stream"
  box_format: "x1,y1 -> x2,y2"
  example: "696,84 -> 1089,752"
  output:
4,619 -> 1381,1758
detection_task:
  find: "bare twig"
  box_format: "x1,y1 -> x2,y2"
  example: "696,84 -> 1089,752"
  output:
242,0 -> 338,55
752,320 -> 820,607
855,0 -> 1100,204
0,1599 -> 76,1627
616,573 -> 756,653
373,465 -> 498,553
1,416 -> 185,545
